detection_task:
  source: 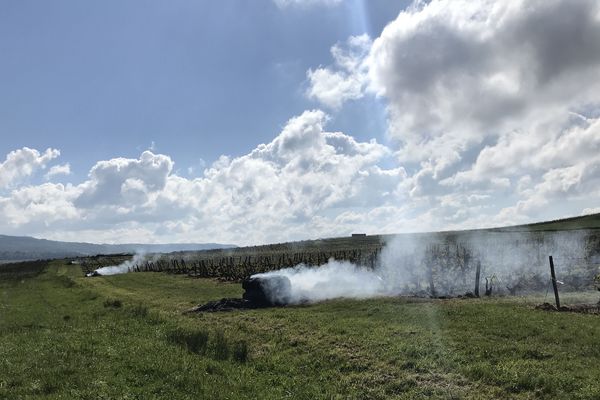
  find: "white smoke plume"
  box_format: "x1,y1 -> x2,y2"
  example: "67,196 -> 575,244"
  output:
254,238 -> 423,303
93,252 -> 148,276
254,230 -> 598,304
255,260 -> 388,304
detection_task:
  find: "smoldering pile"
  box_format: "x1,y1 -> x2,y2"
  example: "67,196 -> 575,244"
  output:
188,275 -> 292,312
84,253 -> 149,277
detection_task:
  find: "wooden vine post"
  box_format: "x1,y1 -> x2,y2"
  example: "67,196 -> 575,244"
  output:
549,255 -> 560,309
474,260 -> 481,297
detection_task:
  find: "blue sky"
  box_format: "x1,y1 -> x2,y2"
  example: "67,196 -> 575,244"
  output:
1,0 -> 599,245
0,0 -> 406,181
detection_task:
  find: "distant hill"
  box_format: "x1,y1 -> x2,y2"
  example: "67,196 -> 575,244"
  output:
164,212 -> 600,260
0,235 -> 236,261
1,213 -> 598,262
416,212 -> 600,235
499,212 -> 600,232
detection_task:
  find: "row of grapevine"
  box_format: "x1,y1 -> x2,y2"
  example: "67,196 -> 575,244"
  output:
133,247 -> 383,281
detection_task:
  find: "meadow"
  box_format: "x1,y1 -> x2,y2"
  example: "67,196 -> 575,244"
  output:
1,260 -> 599,399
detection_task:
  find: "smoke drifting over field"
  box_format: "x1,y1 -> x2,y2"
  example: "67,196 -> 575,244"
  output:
255,230 -> 598,304
94,252 -> 148,276
254,260 -> 386,304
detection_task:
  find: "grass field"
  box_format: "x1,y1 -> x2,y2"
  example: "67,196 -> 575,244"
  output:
1,261 -> 600,399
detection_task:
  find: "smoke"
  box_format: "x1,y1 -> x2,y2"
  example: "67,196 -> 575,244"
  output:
254,236 -> 426,303
254,229 -> 598,303
254,260 -> 387,304
93,252 -> 148,276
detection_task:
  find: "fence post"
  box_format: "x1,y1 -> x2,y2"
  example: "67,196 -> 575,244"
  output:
474,260 -> 481,297
428,263 -> 436,297
549,255 -> 560,309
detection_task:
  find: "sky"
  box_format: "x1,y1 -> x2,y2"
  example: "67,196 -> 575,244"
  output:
1,0 -> 599,246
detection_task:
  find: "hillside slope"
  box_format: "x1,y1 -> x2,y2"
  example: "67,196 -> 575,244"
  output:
0,235 -> 235,261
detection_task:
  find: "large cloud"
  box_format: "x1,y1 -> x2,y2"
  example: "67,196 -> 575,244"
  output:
75,151 -> 173,209
305,0 -> 600,225
0,183 -> 80,229
0,111 -> 408,244
367,0 -> 600,156
151,110 -> 403,244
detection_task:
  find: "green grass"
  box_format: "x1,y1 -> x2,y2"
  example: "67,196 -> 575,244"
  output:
1,262 -> 600,399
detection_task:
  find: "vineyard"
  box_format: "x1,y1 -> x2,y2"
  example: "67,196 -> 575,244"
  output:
0,259 -> 48,280
80,235 -> 386,279
78,227 -> 600,295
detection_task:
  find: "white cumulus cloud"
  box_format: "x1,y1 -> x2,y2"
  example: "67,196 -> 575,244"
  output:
0,147 -> 60,189
306,34 -> 372,109
305,0 -> 600,226
0,111 -> 407,244
45,163 -> 71,180
75,150 -> 173,208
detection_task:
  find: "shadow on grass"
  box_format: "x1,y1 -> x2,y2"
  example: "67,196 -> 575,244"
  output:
125,303 -> 162,324
99,297 -> 250,365
103,298 -> 122,308
166,328 -> 248,363
102,299 -> 162,325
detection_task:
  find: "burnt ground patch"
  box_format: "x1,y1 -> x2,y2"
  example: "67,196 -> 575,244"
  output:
188,275 -> 292,312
